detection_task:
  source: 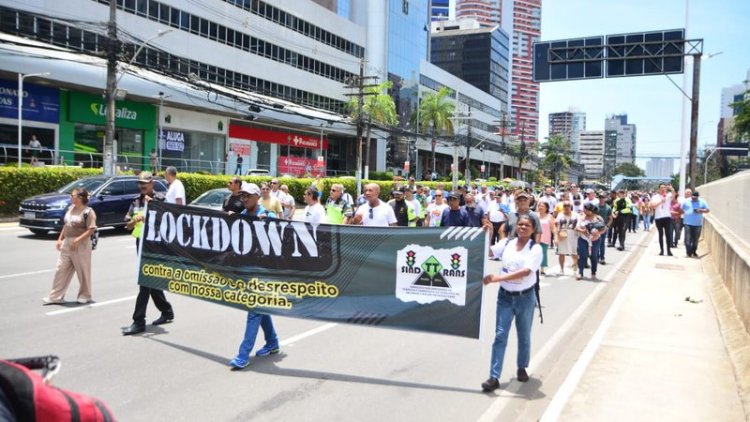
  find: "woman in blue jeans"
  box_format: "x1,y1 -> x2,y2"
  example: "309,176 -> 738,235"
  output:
575,203 -> 605,280
481,215 -> 543,392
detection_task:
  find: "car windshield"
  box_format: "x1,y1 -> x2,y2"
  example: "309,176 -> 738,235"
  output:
57,178 -> 108,194
192,190 -> 229,206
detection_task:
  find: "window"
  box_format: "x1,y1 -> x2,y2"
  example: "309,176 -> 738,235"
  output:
159,4 -> 170,24
136,0 -> 147,16
190,15 -> 199,34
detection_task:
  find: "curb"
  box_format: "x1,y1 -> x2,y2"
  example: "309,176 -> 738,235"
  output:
702,240 -> 750,421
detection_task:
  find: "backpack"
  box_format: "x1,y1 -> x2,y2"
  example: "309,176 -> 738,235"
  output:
83,209 -> 98,250
0,356 -> 115,421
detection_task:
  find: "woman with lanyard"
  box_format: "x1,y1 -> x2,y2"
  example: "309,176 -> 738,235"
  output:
555,201 -> 578,275
575,203 -> 606,281
481,214 -> 543,392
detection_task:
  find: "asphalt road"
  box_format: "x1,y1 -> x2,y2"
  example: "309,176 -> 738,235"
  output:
0,223 -> 648,421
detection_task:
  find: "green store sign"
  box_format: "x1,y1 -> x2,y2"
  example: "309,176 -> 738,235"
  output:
68,92 -> 155,129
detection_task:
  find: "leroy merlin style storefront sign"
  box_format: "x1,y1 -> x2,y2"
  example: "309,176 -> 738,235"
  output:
137,202 -> 487,338
67,91 -> 155,129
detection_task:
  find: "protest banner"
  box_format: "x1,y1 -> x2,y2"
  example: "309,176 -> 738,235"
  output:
137,202 -> 487,338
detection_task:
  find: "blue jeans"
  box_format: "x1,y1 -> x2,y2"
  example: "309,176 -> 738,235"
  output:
489,288 -> 536,379
598,230 -> 608,261
684,224 -> 702,256
643,213 -> 652,231
577,237 -> 601,276
237,312 -> 279,359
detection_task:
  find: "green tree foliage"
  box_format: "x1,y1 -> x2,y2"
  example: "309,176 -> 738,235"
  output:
418,87 -> 456,174
613,162 -> 646,177
730,96 -> 750,140
539,134 -> 572,186
347,81 -> 398,178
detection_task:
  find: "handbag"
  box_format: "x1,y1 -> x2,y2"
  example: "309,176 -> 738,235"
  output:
558,229 -> 568,240
83,208 -> 99,250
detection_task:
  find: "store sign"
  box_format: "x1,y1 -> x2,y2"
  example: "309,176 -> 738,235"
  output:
68,92 -> 155,129
159,130 -> 186,152
278,155 -> 325,176
0,79 -> 59,123
229,125 -> 328,150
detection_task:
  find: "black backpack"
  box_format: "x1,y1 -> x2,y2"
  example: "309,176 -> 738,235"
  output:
83,209 -> 99,250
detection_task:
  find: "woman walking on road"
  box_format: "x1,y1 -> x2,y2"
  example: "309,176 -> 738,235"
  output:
575,203 -> 606,281
481,214 -> 543,392
43,188 -> 96,305
555,201 -> 578,276
536,201 -> 556,276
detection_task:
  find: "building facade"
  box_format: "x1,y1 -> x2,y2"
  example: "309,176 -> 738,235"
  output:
548,109 -> 586,161
455,0 -> 500,26
578,130 -> 604,180
604,114 -> 637,175
646,158 -> 675,178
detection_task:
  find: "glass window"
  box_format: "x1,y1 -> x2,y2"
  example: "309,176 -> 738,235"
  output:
190,15 -> 200,34
159,4 -> 170,24
136,0 -> 148,16
148,1 -> 159,19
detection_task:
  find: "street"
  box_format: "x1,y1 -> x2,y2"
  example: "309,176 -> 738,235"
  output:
0,224 -> 648,421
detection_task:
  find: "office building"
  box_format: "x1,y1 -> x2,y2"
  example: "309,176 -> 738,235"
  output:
578,131 -> 604,180
455,0 -> 500,26
548,109 -> 586,161
430,22 -> 511,109
604,114 -> 637,175
431,0 -> 455,21
646,158 -> 675,178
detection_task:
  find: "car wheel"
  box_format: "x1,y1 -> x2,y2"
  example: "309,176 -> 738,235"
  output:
29,228 -> 48,236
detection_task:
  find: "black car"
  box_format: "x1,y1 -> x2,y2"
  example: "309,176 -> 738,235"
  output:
18,175 -> 168,235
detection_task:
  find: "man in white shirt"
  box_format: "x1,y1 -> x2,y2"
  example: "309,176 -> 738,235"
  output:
303,187 -> 326,224
164,166 -> 185,205
350,183 -> 397,227
650,183 -> 674,256
424,189 -> 449,227
582,188 -> 599,208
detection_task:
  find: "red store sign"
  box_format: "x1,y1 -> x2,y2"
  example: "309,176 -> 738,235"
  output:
229,125 -> 328,150
278,155 -> 326,177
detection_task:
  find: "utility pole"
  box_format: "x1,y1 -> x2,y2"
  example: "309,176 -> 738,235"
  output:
688,54 -> 701,190
495,110 -> 513,179
104,0 -> 118,176
343,59 -> 377,197
518,120 -> 526,180
464,106 -> 472,182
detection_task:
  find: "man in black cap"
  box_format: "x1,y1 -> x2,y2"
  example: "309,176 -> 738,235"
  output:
440,191 -> 470,227
387,187 -> 412,227
122,172 -> 174,335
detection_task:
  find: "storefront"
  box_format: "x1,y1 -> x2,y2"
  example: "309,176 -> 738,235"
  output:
159,106 -> 228,174
0,78 -> 59,164
227,123 -> 328,176
59,91 -> 156,169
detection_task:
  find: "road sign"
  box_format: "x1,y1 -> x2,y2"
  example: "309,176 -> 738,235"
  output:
606,29 -> 684,77
719,143 -> 749,156
533,36 -> 604,82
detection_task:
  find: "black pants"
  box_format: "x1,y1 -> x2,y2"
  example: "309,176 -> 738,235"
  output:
655,217 -> 673,254
133,239 -> 173,324
491,221 -> 502,245
608,222 -> 618,246
616,214 -> 630,248
672,218 -> 682,246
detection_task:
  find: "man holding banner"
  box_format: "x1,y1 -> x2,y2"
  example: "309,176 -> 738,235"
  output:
229,182 -> 282,370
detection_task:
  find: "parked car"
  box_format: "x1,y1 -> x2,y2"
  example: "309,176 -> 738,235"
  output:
189,188 -> 231,211
18,175 -> 168,236
245,168 -> 270,176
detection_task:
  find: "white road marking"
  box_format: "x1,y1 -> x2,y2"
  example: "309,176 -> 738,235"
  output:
45,295 -> 137,316
0,269 -> 53,279
279,323 -> 338,346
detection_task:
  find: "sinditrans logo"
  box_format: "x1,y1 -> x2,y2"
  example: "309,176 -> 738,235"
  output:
399,250 -> 465,288
89,103 -> 138,120
396,245 -> 469,306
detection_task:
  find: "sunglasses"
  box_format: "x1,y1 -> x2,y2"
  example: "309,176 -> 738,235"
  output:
271,181 -> 278,184
435,194 -> 442,197
368,208 -> 374,219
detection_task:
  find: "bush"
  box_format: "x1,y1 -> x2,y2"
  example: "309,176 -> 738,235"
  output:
0,167 -> 102,215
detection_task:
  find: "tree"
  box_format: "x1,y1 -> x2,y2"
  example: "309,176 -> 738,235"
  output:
539,134 -> 573,186
613,163 -> 645,177
510,140 -> 537,181
418,87 -> 456,177
347,81 -> 398,179
730,96 -> 750,140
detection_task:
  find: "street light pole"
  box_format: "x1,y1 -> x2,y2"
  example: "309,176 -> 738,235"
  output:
688,53 -> 701,190
703,147 -> 748,184
103,0 -> 118,176
17,72 -> 50,166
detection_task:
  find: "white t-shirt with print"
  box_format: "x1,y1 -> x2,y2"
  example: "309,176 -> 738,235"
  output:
303,203 -> 326,224
490,238 -> 543,291
165,179 -> 186,204
425,203 -> 449,227
355,200 -> 397,226
652,192 -> 673,219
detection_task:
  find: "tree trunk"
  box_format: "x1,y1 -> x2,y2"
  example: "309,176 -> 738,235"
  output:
364,116 -> 372,180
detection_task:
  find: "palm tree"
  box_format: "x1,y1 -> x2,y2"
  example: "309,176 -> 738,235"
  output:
347,81 -> 398,179
539,134 -> 572,187
418,87 -> 456,178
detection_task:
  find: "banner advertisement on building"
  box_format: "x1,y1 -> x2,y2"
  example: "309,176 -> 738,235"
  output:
137,202 -> 487,338
0,79 -> 59,123
278,155 -> 326,176
67,91 -> 155,129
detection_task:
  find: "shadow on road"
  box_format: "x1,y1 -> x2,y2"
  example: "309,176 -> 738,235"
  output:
148,337 -> 483,394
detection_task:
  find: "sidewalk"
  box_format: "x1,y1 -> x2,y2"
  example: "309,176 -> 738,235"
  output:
545,234 -> 748,421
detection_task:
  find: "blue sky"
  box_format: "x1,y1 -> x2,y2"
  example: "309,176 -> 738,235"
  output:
538,0 -> 750,171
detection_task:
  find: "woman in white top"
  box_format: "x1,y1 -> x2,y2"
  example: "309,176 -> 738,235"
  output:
555,201 -> 578,276
302,187 -> 326,224
481,214 -> 543,392
650,184 -> 674,256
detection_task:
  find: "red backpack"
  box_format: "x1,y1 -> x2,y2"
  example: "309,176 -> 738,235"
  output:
0,356 -> 115,421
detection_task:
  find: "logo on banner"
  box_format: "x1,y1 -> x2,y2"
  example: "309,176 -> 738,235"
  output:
395,245 -> 468,306
90,102 -> 138,120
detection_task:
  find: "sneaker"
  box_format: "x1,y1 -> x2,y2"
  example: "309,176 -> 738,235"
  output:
517,368 -> 530,382
42,297 -> 64,305
228,356 -> 249,370
77,298 -> 92,304
481,377 -> 500,392
599,259 -> 606,265
255,344 -> 280,357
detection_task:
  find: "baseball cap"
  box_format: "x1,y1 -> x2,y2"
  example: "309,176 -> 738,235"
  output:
692,191 -> 700,197
392,186 -> 406,196
137,171 -> 154,183
447,191 -> 460,200
515,191 -> 532,200
239,182 -> 261,196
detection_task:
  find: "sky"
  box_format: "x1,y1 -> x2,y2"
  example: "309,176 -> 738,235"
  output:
538,0 -> 750,172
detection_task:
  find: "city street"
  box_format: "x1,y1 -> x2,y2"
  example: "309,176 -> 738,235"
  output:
0,224 -> 648,421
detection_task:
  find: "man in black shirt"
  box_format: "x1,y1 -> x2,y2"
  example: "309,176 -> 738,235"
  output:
388,187 -> 410,227
223,176 -> 244,214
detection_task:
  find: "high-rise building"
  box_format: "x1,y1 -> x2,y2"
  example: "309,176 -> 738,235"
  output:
431,0 -> 455,21
548,109 -> 586,160
430,22 -> 511,110
604,114 -> 637,175
646,158 -> 675,178
578,131 -> 605,180
721,84 -> 746,119
456,0 -> 542,143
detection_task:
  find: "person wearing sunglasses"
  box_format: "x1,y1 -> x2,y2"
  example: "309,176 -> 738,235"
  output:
303,187 -> 325,224
229,182 -> 281,370
424,190 -> 449,227
222,176 -> 244,214
350,183 -> 397,226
